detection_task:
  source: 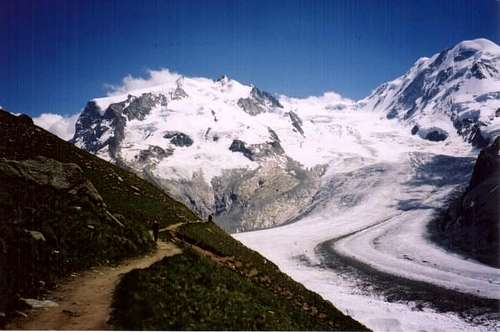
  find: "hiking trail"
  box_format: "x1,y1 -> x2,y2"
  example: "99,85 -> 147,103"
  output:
8,239 -> 182,330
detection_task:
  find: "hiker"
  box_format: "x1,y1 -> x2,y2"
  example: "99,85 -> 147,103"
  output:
208,214 -> 213,223
152,220 -> 160,242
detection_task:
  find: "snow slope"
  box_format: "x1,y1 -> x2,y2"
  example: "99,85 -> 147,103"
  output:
359,38 -> 500,147
235,113 -> 499,330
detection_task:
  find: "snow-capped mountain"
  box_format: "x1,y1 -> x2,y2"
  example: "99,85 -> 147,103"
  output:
359,38 -> 500,147
71,73 -> 356,231
70,38 -> 499,233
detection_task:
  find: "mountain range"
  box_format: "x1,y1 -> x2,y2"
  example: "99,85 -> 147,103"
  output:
67,38 -> 500,233
3,38 -> 499,331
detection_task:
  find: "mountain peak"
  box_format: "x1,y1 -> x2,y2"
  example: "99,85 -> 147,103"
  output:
215,74 -> 230,84
361,38 -> 500,147
453,38 -> 499,53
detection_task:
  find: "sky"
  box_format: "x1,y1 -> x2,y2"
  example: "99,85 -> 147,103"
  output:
1,0 -> 499,118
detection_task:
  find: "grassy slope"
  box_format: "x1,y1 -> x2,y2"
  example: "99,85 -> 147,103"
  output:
110,195 -> 367,329
0,110 -> 196,320
0,110 -> 366,330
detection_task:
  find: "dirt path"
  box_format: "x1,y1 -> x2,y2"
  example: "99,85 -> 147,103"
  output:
8,240 -> 182,330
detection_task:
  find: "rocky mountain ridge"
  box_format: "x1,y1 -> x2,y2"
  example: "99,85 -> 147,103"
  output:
69,39 -> 500,232
431,137 -> 500,267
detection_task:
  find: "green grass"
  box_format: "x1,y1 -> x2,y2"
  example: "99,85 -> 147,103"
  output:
111,221 -> 367,330
0,110 -> 198,319
111,248 -> 364,331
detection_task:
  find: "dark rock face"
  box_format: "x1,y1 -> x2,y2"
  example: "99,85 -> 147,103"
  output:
229,130 -> 284,162
70,101 -> 106,153
470,60 -> 498,80
215,74 -> 229,83
250,87 -> 283,108
471,63 -> 486,79
288,111 -> 304,136
71,93 -> 168,159
434,137 -> 500,267
469,137 -> 500,188
229,140 -> 254,160
453,47 -> 477,62
163,131 -> 193,147
386,109 -> 398,119
237,87 -> 283,116
137,145 -> 173,163
411,125 -> 419,135
171,86 -> 188,100
453,117 -> 490,148
103,107 -> 127,160
237,98 -> 265,116
123,93 -> 167,121
430,48 -> 450,68
424,129 -> 448,142
474,91 -> 500,103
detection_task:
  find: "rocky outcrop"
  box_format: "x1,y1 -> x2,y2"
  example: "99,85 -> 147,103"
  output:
172,86 -> 188,100
229,140 -> 254,160
421,127 -> 449,142
251,87 -> 283,108
452,116 -> 490,148
211,159 -> 325,232
71,93 -> 168,158
0,156 -> 104,204
237,87 -> 283,116
123,93 -> 167,121
229,131 -> 284,162
145,158 -> 325,233
163,131 -> 193,147
144,169 -> 215,221
288,111 -> 304,136
434,137 -> 500,267
235,128 -> 283,158
136,145 -> 173,164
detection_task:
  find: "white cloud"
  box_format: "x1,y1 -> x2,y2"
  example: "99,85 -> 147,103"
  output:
106,68 -> 181,96
280,91 -> 354,109
33,113 -> 80,141
283,91 -> 353,104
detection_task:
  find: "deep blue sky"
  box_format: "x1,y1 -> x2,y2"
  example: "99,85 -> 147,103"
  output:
1,0 -> 499,117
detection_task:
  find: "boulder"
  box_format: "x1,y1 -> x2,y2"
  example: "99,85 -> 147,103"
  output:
25,230 -> 46,242
229,140 -> 254,160
20,298 -> 58,309
0,156 -> 104,205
